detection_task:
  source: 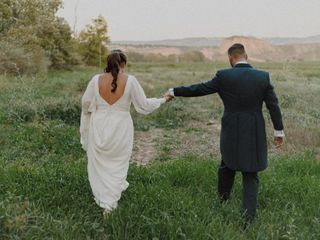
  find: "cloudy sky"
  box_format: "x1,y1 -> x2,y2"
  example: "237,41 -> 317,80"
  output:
57,0 -> 320,41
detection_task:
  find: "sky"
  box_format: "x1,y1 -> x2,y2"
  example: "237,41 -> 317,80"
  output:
57,0 -> 320,41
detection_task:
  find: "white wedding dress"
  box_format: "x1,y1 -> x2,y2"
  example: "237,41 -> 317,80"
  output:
80,74 -> 165,210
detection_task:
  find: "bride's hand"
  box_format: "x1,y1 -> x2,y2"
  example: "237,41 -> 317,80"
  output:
163,92 -> 174,102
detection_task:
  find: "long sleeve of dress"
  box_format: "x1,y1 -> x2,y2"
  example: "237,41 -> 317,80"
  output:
81,77 -> 96,114
130,76 -> 166,115
80,76 -> 97,151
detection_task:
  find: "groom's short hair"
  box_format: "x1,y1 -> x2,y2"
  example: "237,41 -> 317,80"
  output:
228,43 -> 246,56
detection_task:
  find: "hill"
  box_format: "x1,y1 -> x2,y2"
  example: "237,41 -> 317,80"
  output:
111,35 -> 320,62
114,37 -> 224,47
267,35 -> 320,45
113,35 -> 320,47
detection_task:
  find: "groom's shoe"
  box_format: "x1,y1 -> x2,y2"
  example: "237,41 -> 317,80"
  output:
242,213 -> 255,230
218,193 -> 231,203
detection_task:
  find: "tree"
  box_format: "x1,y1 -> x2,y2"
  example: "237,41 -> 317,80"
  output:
78,15 -> 110,67
0,0 -> 81,74
37,16 -> 82,68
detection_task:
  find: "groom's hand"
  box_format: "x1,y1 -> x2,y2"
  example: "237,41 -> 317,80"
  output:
274,136 -> 284,148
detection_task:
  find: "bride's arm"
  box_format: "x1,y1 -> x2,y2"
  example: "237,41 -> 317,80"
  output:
81,77 -> 96,114
80,76 -> 96,151
130,76 -> 166,115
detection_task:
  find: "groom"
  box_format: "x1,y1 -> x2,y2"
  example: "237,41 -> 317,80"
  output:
165,43 -> 284,224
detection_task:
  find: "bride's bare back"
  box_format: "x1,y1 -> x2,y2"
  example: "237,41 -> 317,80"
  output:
98,73 -> 128,105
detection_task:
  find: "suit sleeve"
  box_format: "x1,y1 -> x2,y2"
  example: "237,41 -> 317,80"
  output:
263,75 -> 284,131
173,72 -> 220,97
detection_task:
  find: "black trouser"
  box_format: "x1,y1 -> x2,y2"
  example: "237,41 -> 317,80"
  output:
218,161 -> 259,221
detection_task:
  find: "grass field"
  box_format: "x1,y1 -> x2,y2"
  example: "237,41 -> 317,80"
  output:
0,61 -> 320,239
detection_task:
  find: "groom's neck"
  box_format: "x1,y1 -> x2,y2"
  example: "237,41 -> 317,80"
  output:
235,59 -> 248,65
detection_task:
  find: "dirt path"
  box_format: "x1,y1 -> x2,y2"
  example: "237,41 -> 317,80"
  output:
131,120 -> 221,165
169,120 -> 221,159
132,128 -> 163,165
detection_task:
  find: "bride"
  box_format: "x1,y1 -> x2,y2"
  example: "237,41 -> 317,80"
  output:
80,50 -> 171,216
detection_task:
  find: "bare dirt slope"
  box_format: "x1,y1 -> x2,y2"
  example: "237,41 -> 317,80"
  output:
110,36 -> 320,62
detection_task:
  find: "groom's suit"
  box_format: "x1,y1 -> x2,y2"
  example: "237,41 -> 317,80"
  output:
172,63 -> 284,219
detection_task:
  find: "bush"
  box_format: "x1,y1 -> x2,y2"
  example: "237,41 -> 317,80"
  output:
0,40 -> 49,75
126,52 -> 146,62
6,97 -> 81,125
179,51 -> 206,62
126,51 -> 207,63
40,98 -> 81,125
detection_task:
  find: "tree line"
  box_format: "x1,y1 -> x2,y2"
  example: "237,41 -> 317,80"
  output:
0,0 -> 109,75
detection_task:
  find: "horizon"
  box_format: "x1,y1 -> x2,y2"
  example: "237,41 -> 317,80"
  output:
57,0 -> 320,42
111,34 -> 320,43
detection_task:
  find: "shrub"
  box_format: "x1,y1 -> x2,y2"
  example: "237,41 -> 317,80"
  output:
0,40 -> 49,75
40,98 -> 81,125
179,51 -> 206,62
0,0 -> 82,74
6,97 -> 81,125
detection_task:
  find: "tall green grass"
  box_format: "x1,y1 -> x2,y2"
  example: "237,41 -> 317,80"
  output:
1,62 -> 320,239
1,154 -> 319,239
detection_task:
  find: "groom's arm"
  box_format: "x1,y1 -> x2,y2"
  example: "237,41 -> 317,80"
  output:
263,75 -> 285,147
264,76 -> 284,132
170,72 -> 221,97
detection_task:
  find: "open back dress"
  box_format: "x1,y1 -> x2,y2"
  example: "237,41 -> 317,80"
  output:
80,74 -> 165,210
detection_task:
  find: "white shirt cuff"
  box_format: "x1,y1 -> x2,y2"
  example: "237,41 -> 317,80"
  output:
168,88 -> 175,96
274,130 -> 285,137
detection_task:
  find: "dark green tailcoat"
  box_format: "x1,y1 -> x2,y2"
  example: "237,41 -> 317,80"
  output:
174,63 -> 284,172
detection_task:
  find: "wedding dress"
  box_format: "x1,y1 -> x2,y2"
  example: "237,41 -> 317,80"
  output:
80,74 -> 165,210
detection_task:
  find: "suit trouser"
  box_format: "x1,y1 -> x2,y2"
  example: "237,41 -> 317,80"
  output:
218,161 -> 259,220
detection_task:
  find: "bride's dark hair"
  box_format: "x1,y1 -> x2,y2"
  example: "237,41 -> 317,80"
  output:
104,49 -> 127,93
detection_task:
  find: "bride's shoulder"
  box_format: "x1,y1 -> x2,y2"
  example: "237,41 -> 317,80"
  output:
126,74 -> 138,83
89,74 -> 101,82
126,74 -> 134,79
92,73 -> 104,83
84,74 -> 101,89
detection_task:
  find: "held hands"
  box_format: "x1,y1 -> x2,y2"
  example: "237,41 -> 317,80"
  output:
274,136 -> 284,148
163,91 -> 174,102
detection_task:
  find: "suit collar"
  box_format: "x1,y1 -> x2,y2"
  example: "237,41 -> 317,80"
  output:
233,63 -> 253,68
